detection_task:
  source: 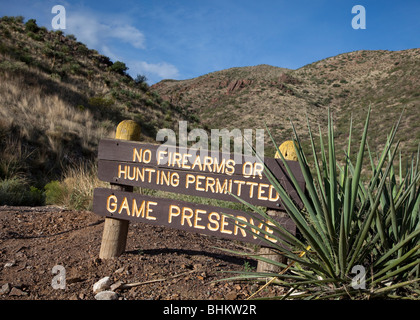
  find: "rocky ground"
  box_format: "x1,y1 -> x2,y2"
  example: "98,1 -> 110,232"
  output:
0,205 -> 285,300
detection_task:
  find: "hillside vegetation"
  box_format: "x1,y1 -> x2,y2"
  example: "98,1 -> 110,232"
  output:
0,16 -> 197,195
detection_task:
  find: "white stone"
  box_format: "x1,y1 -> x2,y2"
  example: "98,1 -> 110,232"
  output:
93,276 -> 111,293
4,261 -> 15,268
94,291 -> 118,300
0,283 -> 11,294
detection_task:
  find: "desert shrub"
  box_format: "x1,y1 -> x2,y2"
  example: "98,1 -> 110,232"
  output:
135,74 -> 147,84
44,180 -> 67,205
19,53 -> 33,65
45,162 -> 107,210
69,63 -> 81,74
0,176 -> 45,206
138,81 -> 149,92
88,96 -> 114,107
50,73 -> 61,81
24,19 -> 39,33
67,34 -> 77,41
76,43 -> 89,55
109,61 -> 128,75
0,60 -> 25,71
223,108 -> 420,299
145,98 -> 154,106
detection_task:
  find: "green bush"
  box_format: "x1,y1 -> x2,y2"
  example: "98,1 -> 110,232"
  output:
0,176 -> 45,206
67,34 -> 77,41
88,96 -> 114,107
69,63 -> 81,74
135,74 -> 147,84
44,180 -> 67,205
19,53 -> 33,65
25,19 -> 39,33
109,61 -> 128,75
145,98 -> 154,106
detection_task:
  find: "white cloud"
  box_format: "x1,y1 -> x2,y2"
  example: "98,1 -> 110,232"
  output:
108,25 -> 145,49
65,10 -> 179,84
66,12 -> 145,50
100,45 -> 119,62
133,61 -> 179,80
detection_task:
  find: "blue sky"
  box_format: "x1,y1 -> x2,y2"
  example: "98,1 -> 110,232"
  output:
1,0 -> 419,84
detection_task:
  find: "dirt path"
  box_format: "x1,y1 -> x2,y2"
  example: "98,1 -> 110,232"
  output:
0,205 -> 283,300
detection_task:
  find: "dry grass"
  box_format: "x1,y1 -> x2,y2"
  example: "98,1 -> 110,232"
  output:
0,71 -> 113,154
0,68 -> 115,187
60,161 -> 108,210
45,161 -> 108,210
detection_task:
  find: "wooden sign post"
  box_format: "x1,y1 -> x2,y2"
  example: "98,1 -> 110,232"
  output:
256,141 -> 298,273
99,120 -> 141,259
95,121 -> 304,261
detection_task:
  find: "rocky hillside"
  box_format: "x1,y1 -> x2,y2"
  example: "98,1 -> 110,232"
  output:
152,49 -> 420,158
0,16 -> 198,186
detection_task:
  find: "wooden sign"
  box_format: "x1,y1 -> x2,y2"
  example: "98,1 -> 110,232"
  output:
94,134 -> 304,254
97,139 -> 305,210
93,188 -> 296,247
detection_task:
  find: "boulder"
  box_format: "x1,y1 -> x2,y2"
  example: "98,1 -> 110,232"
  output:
93,276 -> 111,293
94,291 -> 118,300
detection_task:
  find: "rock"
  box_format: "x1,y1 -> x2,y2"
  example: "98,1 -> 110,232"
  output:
213,292 -> 223,300
114,267 -> 124,274
193,263 -> 203,270
226,79 -> 252,94
93,276 -> 111,293
278,73 -> 301,85
4,261 -> 16,268
9,287 -> 28,296
1,283 -> 11,295
250,284 -> 259,293
94,291 -> 118,300
67,276 -> 84,284
225,291 -> 238,300
110,281 -> 124,291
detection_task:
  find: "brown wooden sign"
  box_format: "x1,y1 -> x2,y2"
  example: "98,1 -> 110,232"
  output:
93,188 -> 296,247
97,139 -> 305,210
93,137 -> 304,250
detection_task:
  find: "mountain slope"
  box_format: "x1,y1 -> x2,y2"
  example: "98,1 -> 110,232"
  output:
152,49 -> 420,158
0,16 -> 198,185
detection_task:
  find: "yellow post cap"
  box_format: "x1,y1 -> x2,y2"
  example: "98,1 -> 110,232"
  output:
115,120 -> 141,141
275,140 -> 298,161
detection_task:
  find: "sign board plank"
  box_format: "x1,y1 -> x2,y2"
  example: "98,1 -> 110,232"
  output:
93,188 -> 296,248
97,139 -> 305,210
98,160 -> 301,210
99,138 -> 261,172
98,138 -> 304,181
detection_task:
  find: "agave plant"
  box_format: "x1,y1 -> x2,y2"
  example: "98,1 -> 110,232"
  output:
222,108 -> 420,299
